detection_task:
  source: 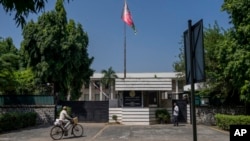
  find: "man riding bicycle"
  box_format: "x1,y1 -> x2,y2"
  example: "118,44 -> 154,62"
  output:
59,106 -> 72,135
51,106 -> 83,139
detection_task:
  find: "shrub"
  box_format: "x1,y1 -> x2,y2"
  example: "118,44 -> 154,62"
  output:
112,115 -> 118,122
215,114 -> 250,130
155,109 -> 170,124
0,112 -> 37,133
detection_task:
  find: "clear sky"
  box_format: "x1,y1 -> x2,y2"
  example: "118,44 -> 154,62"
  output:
0,0 -> 231,73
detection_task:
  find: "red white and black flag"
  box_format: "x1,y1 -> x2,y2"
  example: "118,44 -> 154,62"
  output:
122,0 -> 136,34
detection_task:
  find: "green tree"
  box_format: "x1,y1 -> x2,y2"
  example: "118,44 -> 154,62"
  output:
172,22 -> 241,105
101,67 -> 118,100
21,0 -> 93,100
14,68 -> 36,95
0,0 -> 70,27
0,37 -> 19,94
201,23 -> 238,105
222,0 -> 250,103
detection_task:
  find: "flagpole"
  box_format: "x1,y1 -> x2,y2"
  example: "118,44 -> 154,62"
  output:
124,21 -> 127,79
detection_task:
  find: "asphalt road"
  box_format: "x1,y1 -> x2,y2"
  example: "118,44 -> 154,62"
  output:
0,123 -> 229,141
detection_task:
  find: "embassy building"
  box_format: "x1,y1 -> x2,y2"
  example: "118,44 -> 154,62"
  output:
80,72 -> 185,125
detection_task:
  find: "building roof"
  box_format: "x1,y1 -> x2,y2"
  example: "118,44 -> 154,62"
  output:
91,72 -> 181,79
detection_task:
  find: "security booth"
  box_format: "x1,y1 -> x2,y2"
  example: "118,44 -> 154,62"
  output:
109,76 -> 175,125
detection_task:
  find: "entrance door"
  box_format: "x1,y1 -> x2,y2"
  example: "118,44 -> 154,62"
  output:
172,100 -> 187,123
143,91 -> 158,107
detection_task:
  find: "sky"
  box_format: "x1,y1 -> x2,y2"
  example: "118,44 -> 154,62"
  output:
0,0 -> 231,73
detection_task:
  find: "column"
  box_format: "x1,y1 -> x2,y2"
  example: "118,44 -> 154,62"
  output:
89,82 -> 92,101
100,83 -> 103,101
165,92 -> 168,99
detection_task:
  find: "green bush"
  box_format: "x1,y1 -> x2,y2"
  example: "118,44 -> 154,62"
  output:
112,115 -> 118,121
0,112 -> 37,133
155,109 -> 170,124
215,114 -> 250,130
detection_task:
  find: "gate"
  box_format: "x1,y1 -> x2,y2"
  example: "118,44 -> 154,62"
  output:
58,101 -> 109,123
172,100 -> 187,123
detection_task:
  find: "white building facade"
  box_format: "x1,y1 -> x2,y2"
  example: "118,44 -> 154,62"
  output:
80,72 -> 184,101
80,72 -> 185,125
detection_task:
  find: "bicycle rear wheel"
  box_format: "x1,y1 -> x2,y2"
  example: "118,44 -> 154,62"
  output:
50,126 -> 64,140
72,124 -> 84,137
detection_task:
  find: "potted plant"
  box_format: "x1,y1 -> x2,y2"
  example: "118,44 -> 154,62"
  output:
112,115 -> 119,123
155,109 -> 170,124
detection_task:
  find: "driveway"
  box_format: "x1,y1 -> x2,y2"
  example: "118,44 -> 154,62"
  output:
0,123 -> 229,141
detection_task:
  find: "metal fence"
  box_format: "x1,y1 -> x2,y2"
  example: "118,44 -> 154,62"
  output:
58,101 -> 109,123
0,95 -> 54,106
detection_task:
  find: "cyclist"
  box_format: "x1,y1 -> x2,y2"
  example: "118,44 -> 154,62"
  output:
59,106 -> 72,135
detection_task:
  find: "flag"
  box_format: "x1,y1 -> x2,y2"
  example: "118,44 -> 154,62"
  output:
122,0 -> 136,34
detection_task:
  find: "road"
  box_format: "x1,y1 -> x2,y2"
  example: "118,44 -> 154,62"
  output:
0,123 -> 229,141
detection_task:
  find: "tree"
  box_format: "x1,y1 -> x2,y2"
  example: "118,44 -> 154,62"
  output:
101,67 -> 118,100
14,68 -> 36,95
222,0 -> 250,103
172,22 -> 240,105
0,37 -> 19,94
173,0 -> 250,107
201,23 -> 238,105
21,0 -> 93,100
0,0 -> 70,27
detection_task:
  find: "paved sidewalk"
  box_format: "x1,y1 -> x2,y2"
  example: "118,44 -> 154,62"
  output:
0,123 -> 229,141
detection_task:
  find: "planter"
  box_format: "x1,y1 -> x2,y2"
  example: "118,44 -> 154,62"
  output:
155,109 -> 170,124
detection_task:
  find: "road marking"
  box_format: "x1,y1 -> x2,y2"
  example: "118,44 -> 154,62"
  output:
89,124 -> 109,141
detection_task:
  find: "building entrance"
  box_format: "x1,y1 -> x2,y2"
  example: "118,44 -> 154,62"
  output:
143,91 -> 158,107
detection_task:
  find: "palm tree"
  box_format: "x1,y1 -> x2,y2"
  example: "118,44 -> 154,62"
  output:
101,67 -> 118,100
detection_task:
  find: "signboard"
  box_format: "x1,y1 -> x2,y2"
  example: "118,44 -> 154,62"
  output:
123,91 -> 142,107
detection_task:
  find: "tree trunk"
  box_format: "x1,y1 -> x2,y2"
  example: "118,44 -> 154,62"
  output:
67,88 -> 71,101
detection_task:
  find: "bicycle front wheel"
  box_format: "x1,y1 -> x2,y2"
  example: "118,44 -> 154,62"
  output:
72,124 -> 84,137
50,126 -> 64,140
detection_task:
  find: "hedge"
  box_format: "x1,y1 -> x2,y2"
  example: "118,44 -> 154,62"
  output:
215,114 -> 250,130
0,112 -> 37,133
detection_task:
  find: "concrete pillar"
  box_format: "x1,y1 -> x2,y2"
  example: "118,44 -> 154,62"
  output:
100,83 -> 103,101
89,83 -> 92,101
165,92 -> 168,99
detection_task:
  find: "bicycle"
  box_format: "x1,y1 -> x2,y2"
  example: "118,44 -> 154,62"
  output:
50,117 -> 84,140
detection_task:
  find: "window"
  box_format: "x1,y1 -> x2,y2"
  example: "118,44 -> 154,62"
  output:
84,94 -> 89,101
95,93 -> 100,101
93,81 -> 100,89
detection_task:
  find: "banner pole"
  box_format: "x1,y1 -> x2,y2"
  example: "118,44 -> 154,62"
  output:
188,19 -> 197,141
